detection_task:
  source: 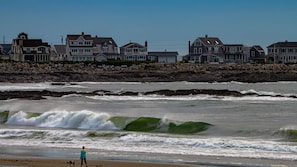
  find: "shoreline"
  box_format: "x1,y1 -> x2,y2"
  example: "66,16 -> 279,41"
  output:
0,155 -> 296,167
1,62 -> 297,83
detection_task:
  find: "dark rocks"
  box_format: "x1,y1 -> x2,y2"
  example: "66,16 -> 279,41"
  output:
1,62 -> 297,83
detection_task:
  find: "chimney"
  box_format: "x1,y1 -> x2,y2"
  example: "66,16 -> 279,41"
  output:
145,41 -> 148,48
205,34 -> 208,38
81,32 -> 85,36
188,41 -> 191,53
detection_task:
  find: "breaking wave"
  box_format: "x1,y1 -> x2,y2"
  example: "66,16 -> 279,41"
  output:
0,110 -> 212,134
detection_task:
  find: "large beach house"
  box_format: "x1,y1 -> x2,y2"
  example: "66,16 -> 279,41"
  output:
267,41 -> 297,63
65,32 -> 94,61
10,32 -> 50,62
120,42 -> 148,61
184,35 -> 224,63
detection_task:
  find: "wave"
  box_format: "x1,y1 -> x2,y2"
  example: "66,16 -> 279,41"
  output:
0,111 -> 212,134
275,126 -> 297,142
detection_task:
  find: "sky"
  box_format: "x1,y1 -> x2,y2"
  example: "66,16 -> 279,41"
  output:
1,0 -> 297,55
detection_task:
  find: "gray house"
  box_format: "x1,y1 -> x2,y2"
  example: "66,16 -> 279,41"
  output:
183,35 -> 224,63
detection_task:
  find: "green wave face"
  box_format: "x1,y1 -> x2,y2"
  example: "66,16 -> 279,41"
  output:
168,122 -> 212,134
124,117 -> 161,132
109,116 -> 212,134
0,111 -> 9,124
277,129 -> 297,142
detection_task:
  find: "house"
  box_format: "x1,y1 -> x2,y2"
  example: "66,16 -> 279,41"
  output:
11,32 -> 50,62
267,41 -> 297,63
250,45 -> 266,63
0,44 -> 12,60
120,42 -> 148,61
51,45 -> 67,61
93,37 -> 120,61
148,51 -> 178,63
223,44 -> 250,63
66,32 -> 94,61
183,35 -> 224,63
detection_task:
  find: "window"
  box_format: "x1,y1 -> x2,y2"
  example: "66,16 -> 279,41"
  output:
288,48 -> 293,53
194,48 -> 197,54
199,48 -> 202,53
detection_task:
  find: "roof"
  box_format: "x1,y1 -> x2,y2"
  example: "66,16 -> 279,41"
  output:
23,39 -> 50,47
252,45 -> 265,52
267,41 -> 297,48
53,45 -> 66,54
198,35 -> 223,46
120,42 -> 146,48
67,33 -> 92,41
148,51 -> 178,56
93,37 -> 118,47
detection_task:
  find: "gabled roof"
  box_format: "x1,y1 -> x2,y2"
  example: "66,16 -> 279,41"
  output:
252,45 -> 265,53
53,45 -> 66,54
198,35 -> 223,46
121,42 -> 146,48
67,33 -> 92,40
267,41 -> 297,48
93,37 -> 118,47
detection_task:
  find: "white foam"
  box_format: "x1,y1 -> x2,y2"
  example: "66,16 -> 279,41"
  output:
5,110 -> 118,130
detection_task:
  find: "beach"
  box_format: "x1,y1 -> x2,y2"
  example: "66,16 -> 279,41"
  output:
0,155 -> 296,167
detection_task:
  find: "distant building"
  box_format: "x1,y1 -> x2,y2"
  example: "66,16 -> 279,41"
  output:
0,44 -> 12,60
223,44 -> 250,63
51,45 -> 67,61
11,32 -> 50,62
66,32 -> 94,61
267,41 -> 297,63
148,51 -> 178,63
93,37 -> 120,61
184,35 -> 224,63
250,45 -> 266,63
120,42 -> 148,61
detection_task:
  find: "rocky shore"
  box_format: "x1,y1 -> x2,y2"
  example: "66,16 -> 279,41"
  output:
0,62 -> 297,83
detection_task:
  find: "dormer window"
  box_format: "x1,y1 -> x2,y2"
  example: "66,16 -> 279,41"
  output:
215,41 -> 219,45
207,41 -> 211,44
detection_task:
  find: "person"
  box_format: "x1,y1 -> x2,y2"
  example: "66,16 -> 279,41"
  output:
80,146 -> 88,167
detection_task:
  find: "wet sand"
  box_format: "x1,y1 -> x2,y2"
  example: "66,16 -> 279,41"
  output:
0,155 -> 296,167
0,157 -> 198,167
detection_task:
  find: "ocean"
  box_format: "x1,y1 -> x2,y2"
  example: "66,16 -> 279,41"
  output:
0,81 -> 297,166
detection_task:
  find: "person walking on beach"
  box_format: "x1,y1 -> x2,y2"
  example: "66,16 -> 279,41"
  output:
80,146 -> 88,167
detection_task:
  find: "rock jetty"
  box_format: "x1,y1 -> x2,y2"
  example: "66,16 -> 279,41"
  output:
0,62 -> 297,83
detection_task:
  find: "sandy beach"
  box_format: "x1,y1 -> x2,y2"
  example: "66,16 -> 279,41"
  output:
0,157 -> 198,167
0,155 -> 296,167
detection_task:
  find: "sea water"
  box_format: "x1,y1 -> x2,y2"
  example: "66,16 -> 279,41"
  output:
0,82 -> 297,165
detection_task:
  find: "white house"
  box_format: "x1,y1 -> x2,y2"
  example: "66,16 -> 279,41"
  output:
148,51 -> 178,63
267,41 -> 297,63
66,32 -> 94,61
120,42 -> 148,61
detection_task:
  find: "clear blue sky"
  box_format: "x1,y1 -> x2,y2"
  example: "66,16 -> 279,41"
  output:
1,0 -> 297,55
